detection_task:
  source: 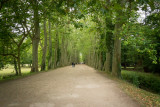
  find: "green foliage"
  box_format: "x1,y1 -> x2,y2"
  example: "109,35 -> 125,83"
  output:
122,70 -> 160,94
0,0 -> 159,83
21,48 -> 32,65
121,4 -> 160,73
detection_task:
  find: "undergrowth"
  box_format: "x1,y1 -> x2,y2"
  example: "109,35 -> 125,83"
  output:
121,70 -> 160,94
98,70 -> 160,107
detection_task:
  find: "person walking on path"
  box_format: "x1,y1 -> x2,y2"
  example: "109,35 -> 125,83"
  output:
72,62 -> 75,67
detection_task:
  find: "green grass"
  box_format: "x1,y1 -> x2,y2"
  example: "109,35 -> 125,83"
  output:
0,66 -> 42,82
0,67 -> 31,81
0,68 -> 31,76
0,65 -> 39,81
0,72 -> 37,82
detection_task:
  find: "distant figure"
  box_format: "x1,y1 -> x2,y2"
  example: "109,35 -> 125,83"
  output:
72,62 -> 75,67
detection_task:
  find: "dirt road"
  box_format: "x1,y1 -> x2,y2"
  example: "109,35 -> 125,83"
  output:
0,65 -> 140,107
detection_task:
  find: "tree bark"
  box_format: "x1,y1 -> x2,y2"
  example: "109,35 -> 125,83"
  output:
60,35 -> 65,66
112,23 -> 122,77
98,53 -> 102,70
105,52 -> 111,72
95,53 -> 99,69
17,48 -> 21,75
54,31 -> 58,68
14,58 -> 18,75
31,0 -> 40,72
64,39 -> 68,65
48,20 -> 53,69
31,38 -> 39,72
111,0 -> 125,77
41,19 -> 47,71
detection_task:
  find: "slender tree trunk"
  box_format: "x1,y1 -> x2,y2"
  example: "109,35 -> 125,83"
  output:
17,48 -> 21,75
93,51 -> 96,67
60,35 -> 65,66
41,19 -> 48,71
48,20 -> 53,69
69,54 -> 72,64
54,31 -> 58,68
93,35 -> 97,68
56,38 -> 60,67
98,53 -> 102,70
95,53 -> 99,69
88,51 -> 90,66
64,39 -> 68,65
14,58 -> 18,75
31,0 -> 40,72
74,49 -> 76,63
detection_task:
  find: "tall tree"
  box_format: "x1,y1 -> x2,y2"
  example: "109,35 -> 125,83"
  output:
30,0 -> 40,72
48,19 -> 53,69
41,19 -> 48,71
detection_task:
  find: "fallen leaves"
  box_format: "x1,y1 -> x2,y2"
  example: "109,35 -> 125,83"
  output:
120,82 -> 160,107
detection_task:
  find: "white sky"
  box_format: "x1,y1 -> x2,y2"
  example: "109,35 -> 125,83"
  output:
137,9 -> 146,23
137,5 -> 151,23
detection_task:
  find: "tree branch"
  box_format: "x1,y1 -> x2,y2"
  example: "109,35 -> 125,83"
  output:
0,53 -> 17,58
23,23 -> 34,40
8,35 -> 18,46
18,34 -> 27,47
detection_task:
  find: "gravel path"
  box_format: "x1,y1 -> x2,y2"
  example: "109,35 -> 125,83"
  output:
0,65 -> 140,107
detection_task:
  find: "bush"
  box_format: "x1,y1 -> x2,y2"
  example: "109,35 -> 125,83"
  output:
122,70 -> 160,94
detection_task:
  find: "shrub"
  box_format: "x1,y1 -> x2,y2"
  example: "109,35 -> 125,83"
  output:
122,70 -> 160,94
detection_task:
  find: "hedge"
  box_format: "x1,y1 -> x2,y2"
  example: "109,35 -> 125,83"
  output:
121,70 -> 160,94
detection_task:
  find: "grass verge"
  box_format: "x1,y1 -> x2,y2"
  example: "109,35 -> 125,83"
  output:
0,72 -> 36,82
99,71 -> 160,107
119,79 -> 160,107
0,67 -> 42,82
121,70 -> 160,94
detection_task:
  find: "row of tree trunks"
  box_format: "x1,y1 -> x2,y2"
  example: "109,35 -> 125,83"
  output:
64,39 -> 69,65
53,30 -> 59,68
41,19 -> 48,71
60,34 -> 65,66
48,20 -> 53,69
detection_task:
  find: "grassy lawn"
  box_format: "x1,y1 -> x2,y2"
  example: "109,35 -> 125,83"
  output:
0,68 -> 31,76
0,65 -> 42,81
0,66 -> 35,81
